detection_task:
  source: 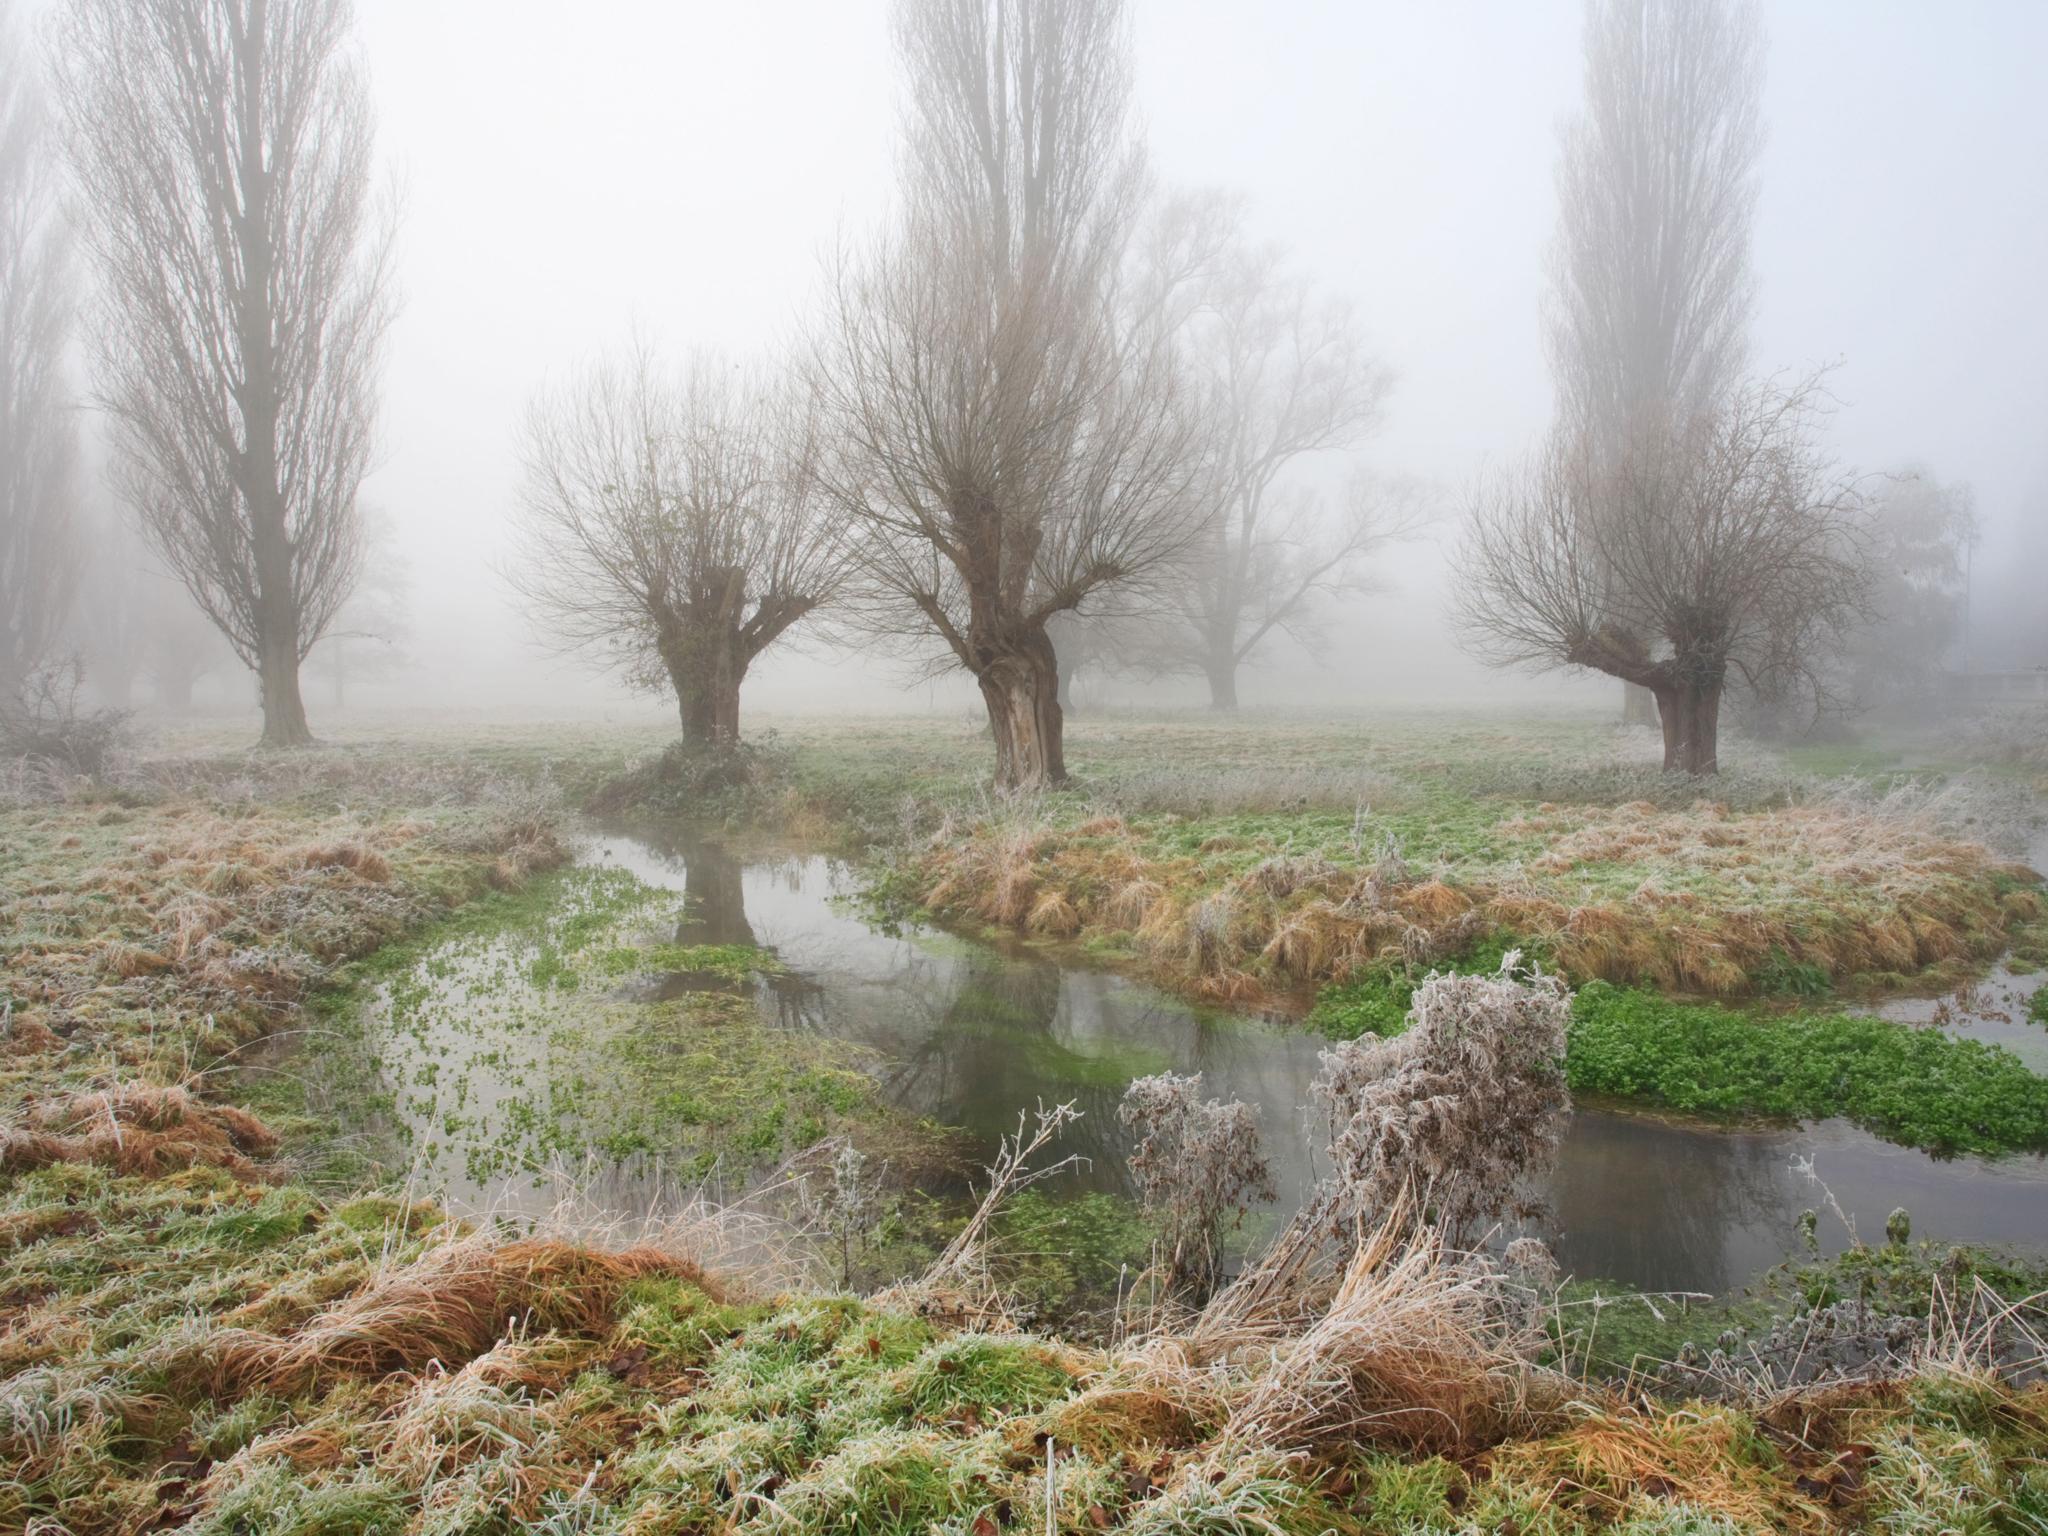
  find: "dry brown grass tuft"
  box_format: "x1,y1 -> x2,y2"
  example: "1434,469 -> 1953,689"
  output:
1,1082 -> 279,1178
291,840 -> 394,882
203,1235 -> 710,1396
1108,877 -> 1166,928
1217,1210 -> 1542,1458
1395,880 -> 1473,925
1488,1407 -> 1831,1533
98,940 -> 173,979
1026,889 -> 1082,938
1260,905 -> 1348,983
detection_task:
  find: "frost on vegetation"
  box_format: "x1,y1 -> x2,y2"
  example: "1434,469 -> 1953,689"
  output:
1819,772 -> 2043,858
1314,956 -> 1572,1242
797,1139 -> 892,1290
1097,761 -> 1402,817
0,662 -> 137,798
1119,1072 -> 1275,1296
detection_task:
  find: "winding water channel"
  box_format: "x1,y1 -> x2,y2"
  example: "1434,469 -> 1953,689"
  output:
366,823 -> 2048,1297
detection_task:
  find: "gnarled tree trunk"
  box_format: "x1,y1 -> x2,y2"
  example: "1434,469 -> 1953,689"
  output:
977,632 -> 1066,790
1204,656 -> 1240,711
1652,675 -> 1722,775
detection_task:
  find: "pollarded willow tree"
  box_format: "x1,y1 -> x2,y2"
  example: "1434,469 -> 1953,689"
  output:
0,0 -> 79,697
1548,0 -> 1765,727
1162,204 -> 1407,710
58,0 -> 394,747
512,347 -> 848,747
1455,374 -> 1870,775
813,0 -> 1207,789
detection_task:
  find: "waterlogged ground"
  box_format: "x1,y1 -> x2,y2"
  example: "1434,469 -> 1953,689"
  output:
362,823 -> 2048,1295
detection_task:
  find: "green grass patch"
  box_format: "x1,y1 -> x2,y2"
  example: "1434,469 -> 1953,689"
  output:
1566,982 -> 2048,1155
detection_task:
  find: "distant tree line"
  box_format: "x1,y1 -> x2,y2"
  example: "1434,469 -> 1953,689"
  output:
0,0 -> 1999,775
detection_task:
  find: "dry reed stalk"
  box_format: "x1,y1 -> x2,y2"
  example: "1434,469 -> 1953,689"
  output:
882,1101 -> 1083,1325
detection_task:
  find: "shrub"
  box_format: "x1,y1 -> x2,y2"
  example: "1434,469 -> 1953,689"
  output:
1120,1072 -> 1275,1296
0,659 -> 135,781
1315,957 -> 1572,1241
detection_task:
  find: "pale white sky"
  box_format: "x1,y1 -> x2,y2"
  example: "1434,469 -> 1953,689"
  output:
285,1 -> 2048,712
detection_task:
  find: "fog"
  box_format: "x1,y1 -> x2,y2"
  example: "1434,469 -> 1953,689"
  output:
54,0 -> 2048,719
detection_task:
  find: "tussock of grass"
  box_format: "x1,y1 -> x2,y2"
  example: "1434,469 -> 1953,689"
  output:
2,1081 -> 279,1177
911,763 -> 2035,1013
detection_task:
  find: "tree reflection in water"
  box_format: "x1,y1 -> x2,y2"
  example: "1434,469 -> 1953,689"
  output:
581,827 -> 2048,1295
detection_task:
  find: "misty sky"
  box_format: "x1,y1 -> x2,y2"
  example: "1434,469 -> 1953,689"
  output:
261,2 -> 2048,713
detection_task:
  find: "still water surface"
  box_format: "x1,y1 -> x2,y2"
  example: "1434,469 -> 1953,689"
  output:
372,824 -> 2048,1296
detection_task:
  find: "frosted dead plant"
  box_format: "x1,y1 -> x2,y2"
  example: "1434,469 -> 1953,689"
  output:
1216,1198 -> 1539,1458
1315,955 -> 1571,1244
1120,1073 -> 1276,1298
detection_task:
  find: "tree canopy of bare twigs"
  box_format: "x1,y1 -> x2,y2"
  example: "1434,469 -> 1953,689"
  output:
1456,374 -> 1871,774
1547,0 -> 1765,727
512,345 -> 847,747
57,0 -> 394,747
812,0 -> 1207,789
0,0 -> 79,697
1152,198 -> 1413,709
1548,0 -> 1763,453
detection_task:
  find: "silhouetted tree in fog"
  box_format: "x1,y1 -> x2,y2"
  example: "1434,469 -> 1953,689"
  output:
0,1 -> 79,696
1160,200 -> 1405,710
1549,0 -> 1765,727
306,509 -> 409,708
1456,375 -> 1869,775
58,0 -> 394,747
1845,467 -> 1977,712
813,0 -> 1205,789
512,345 -> 846,747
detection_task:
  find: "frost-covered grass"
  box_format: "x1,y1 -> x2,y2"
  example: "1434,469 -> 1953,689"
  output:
6,716 -> 2048,1535
876,711 -> 2042,1015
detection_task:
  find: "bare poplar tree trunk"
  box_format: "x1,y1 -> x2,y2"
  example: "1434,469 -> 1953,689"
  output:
1622,680 -> 1658,726
0,6 -> 79,691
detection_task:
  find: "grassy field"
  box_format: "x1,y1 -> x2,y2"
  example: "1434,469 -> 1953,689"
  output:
4,708 -> 2048,1534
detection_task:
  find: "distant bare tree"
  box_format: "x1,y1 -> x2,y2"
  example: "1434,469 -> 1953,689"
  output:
1549,0 -> 1765,726
1456,374 -> 1869,775
306,508 -> 409,708
0,1 -> 79,696
512,345 -> 847,746
1844,467 -> 1977,714
57,0 -> 394,747
813,0 -> 1206,789
1164,208 -> 1403,709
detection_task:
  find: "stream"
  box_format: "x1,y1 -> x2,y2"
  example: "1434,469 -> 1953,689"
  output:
364,823 -> 2048,1297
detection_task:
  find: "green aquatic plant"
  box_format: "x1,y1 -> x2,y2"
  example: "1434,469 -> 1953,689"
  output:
1566,982 -> 2048,1155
